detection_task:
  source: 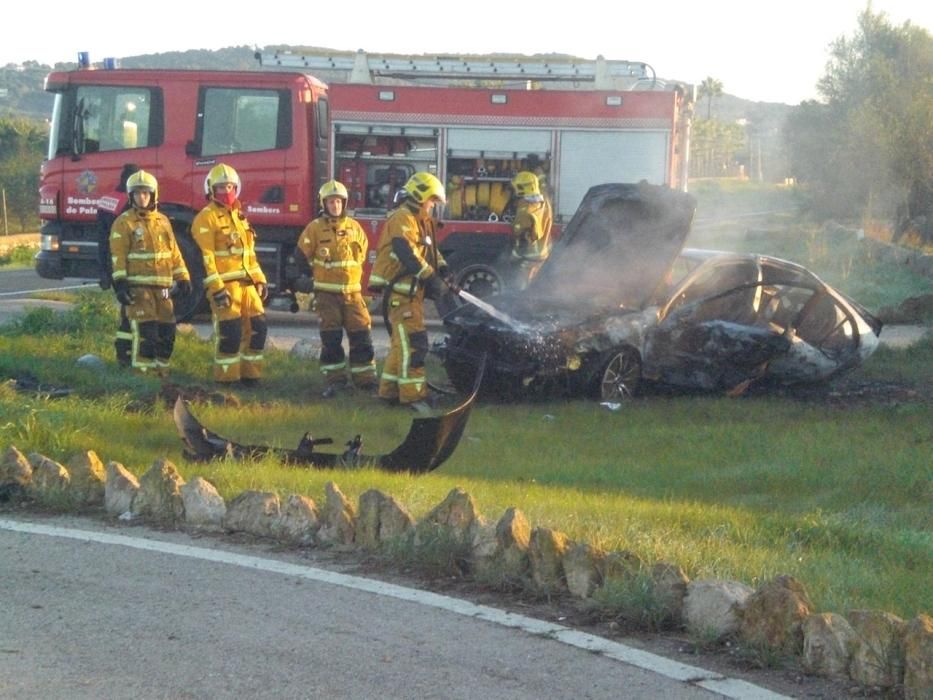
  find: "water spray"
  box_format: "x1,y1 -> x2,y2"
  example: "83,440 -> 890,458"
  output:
456,289 -> 526,331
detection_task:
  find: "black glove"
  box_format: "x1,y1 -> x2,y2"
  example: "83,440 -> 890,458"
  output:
437,265 -> 459,294
423,273 -> 450,300
113,280 -> 133,306
173,279 -> 193,297
213,289 -> 232,308
256,283 -> 269,302
291,275 -> 314,294
98,273 -> 112,291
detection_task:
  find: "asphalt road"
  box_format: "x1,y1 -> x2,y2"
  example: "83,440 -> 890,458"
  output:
0,515 -> 782,700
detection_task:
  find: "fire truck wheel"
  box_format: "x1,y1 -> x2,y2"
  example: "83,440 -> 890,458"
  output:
174,234 -> 208,322
455,262 -> 502,300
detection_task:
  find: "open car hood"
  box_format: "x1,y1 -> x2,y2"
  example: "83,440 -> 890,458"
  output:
529,182 -> 697,310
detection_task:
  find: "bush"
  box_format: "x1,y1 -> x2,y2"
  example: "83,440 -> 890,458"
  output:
3,291 -> 114,336
0,244 -> 37,268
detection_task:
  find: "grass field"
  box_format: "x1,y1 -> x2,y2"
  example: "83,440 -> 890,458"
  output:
2,186 -> 931,622
1,288 -> 930,621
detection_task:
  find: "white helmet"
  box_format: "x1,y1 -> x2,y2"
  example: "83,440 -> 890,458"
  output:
203,163 -> 241,198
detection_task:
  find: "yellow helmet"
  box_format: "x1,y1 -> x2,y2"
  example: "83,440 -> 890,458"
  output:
403,172 -> 446,205
319,179 -> 349,209
511,171 -> 540,198
203,163 -> 241,198
126,169 -> 158,207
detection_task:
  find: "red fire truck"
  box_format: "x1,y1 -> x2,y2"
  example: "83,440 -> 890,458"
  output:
36,51 -> 693,318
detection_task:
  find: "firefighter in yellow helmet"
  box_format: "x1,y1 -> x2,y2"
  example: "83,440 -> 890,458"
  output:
98,162 -> 140,367
510,170 -> 553,289
370,172 -> 453,411
109,169 -> 191,374
191,163 -> 269,386
293,180 -> 376,397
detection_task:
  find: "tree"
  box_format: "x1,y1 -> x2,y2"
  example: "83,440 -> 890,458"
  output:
786,8 -> 933,234
0,116 -> 46,231
690,118 -> 747,178
698,77 -> 724,119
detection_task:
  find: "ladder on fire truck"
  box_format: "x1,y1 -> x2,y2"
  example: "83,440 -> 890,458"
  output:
256,49 -> 658,90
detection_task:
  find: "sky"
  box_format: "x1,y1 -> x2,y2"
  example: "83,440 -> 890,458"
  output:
3,0 -> 930,105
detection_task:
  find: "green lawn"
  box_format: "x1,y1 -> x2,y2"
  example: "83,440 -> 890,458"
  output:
1,291 -> 930,620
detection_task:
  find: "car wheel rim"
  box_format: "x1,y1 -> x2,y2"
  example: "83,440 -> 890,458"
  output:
601,351 -> 640,401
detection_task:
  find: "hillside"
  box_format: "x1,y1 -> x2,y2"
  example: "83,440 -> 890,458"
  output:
1,47 -> 260,119
2,45 -> 796,116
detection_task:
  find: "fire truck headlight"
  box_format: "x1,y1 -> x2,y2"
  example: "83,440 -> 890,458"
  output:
40,234 -> 60,252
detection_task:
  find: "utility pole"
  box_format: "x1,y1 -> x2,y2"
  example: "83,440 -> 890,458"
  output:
756,137 -> 763,182
1,188 -> 8,236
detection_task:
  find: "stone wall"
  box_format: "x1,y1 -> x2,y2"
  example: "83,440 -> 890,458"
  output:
2,444 -> 930,698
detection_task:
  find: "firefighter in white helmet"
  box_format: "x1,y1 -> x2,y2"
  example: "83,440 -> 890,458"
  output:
293,179 -> 377,397
370,171 -> 453,412
191,163 -> 269,386
510,170 -> 553,289
109,169 -> 191,374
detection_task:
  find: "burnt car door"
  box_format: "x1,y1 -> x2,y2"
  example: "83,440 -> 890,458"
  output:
644,256 -> 790,391
760,259 -> 882,381
644,254 -> 881,391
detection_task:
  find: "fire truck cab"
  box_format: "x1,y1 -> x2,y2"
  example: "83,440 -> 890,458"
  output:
36,51 -> 692,318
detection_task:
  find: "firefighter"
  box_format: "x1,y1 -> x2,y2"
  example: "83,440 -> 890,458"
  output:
109,170 -> 192,375
192,163 -> 269,386
509,170 -> 553,289
293,180 -> 377,397
369,172 -> 452,412
97,162 -> 139,367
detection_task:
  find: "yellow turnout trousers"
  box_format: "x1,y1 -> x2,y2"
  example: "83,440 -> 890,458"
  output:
378,292 -> 428,404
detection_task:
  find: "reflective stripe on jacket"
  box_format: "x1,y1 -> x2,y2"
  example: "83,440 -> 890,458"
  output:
512,197 -> 553,262
370,203 -> 445,293
192,200 -> 266,295
296,214 -> 368,293
110,208 -> 189,287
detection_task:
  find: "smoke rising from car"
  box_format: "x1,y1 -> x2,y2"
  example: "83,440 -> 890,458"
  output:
522,183 -> 697,318
449,183 -> 698,359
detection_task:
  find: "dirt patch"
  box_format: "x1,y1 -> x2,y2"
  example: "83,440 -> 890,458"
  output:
119,381 -> 241,413
644,372 -> 931,410
749,375 -> 932,408
156,381 -> 240,408
878,295 -> 933,324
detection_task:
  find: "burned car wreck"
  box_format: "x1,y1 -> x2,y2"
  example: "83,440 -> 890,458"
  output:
439,183 -> 883,401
